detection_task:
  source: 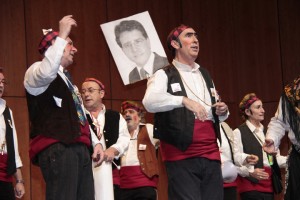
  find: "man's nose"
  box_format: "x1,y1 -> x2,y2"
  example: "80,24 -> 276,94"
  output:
72,46 -> 78,53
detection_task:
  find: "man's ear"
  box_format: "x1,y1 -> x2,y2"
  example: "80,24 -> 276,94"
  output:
100,90 -> 105,98
171,40 -> 181,50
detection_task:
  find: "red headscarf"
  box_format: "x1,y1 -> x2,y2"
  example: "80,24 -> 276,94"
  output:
84,78 -> 105,91
167,24 -> 190,50
38,31 -> 59,55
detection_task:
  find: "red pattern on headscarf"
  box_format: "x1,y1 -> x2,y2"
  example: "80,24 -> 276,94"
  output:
84,78 -> 105,90
121,101 -> 144,114
244,97 -> 260,110
167,25 -> 190,50
38,31 -> 59,55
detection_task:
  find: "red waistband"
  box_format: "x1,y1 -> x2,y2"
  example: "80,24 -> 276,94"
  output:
160,120 -> 220,161
120,166 -> 158,189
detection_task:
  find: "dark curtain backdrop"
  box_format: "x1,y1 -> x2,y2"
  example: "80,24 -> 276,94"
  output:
1,0 -> 300,199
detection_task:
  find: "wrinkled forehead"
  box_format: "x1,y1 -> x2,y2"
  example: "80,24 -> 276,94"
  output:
124,108 -> 139,113
65,37 -> 73,44
0,72 -> 4,79
82,81 -> 100,89
178,28 -> 197,38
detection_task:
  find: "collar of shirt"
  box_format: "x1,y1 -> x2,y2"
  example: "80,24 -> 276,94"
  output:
246,120 -> 265,145
137,52 -> 155,75
131,122 -> 147,139
85,104 -> 106,119
58,66 -> 69,85
246,120 -> 264,133
172,59 -> 200,72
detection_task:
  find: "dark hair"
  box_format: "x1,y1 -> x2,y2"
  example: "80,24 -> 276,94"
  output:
115,20 -> 148,47
0,67 -> 3,73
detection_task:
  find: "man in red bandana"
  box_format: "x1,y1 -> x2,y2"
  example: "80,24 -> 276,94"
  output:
233,93 -> 286,200
143,25 -> 229,200
24,15 -> 104,200
264,76 -> 300,200
119,101 -> 159,200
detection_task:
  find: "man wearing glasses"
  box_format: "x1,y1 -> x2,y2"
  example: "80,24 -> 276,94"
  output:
81,78 -> 130,200
115,20 -> 169,84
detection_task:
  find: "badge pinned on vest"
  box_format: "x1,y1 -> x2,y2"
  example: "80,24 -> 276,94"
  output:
171,83 -> 182,93
139,144 -> 147,150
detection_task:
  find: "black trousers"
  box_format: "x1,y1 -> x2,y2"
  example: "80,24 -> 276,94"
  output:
240,191 -> 273,200
38,143 -> 94,200
120,186 -> 157,200
114,184 -> 121,200
165,157 -> 223,200
224,186 -> 237,200
0,180 -> 15,200
285,146 -> 300,200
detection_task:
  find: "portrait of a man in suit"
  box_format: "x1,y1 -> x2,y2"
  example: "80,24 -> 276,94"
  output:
114,20 -> 169,84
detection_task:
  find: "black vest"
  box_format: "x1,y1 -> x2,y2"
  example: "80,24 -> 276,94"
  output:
154,64 -> 220,151
3,106 -> 16,175
26,75 -> 81,143
87,109 -> 120,168
238,123 -> 264,183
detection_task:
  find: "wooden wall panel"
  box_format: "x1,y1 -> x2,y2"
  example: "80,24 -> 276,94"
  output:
0,0 -> 26,96
1,0 -> 299,199
278,0 -> 300,85
232,0 -> 282,102
182,0 -> 237,104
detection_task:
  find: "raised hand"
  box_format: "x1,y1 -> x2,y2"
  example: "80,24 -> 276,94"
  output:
58,15 -> 77,40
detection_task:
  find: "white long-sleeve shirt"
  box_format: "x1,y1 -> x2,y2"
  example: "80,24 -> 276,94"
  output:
86,105 -> 130,158
0,99 -> 23,168
233,120 -> 286,177
266,97 -> 300,150
219,122 -> 248,178
23,36 -> 101,147
143,59 -> 228,122
121,123 -> 159,166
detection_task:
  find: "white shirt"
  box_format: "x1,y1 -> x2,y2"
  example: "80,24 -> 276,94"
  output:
121,123 -> 159,166
233,120 -> 286,177
143,59 -> 228,122
86,105 -> 130,158
23,37 -> 100,147
219,122 -> 248,178
0,99 -> 23,168
266,97 -> 300,149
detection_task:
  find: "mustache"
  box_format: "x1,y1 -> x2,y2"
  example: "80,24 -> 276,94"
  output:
125,116 -> 132,121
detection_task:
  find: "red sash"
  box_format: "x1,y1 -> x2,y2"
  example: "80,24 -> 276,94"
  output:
223,180 -> 237,188
29,123 -> 91,161
0,154 -> 13,182
237,167 -> 273,194
120,166 -> 158,189
160,120 -> 220,161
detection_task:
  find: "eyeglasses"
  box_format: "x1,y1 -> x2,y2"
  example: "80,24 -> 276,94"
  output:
81,88 -> 102,95
0,79 -> 6,85
122,38 -> 146,49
